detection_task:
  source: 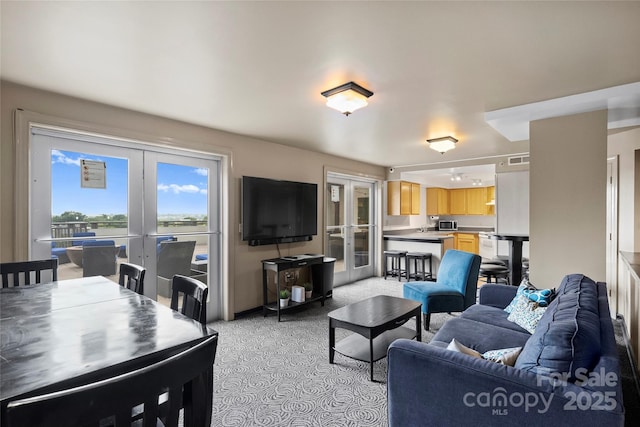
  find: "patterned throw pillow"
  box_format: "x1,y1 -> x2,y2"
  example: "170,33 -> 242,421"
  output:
482,347 -> 522,366
446,339 -> 482,359
504,279 -> 555,313
523,287 -> 555,307
506,295 -> 547,334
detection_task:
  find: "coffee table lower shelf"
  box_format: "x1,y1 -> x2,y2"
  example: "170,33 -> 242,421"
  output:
333,326 -> 418,364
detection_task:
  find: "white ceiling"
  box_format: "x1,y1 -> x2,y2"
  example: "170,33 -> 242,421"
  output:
2,1 -> 639,168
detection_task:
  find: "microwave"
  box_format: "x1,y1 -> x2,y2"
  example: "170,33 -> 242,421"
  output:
438,220 -> 458,231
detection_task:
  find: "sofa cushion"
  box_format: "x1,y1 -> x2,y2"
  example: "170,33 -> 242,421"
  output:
515,274 -> 601,381
431,317 -> 531,353
461,304 -> 531,334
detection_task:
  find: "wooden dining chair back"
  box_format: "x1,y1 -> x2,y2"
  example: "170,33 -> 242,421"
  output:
170,274 -> 208,325
5,334 -> 218,427
0,259 -> 58,288
118,262 -> 146,295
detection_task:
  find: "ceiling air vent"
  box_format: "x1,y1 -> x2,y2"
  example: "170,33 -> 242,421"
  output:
508,155 -> 530,166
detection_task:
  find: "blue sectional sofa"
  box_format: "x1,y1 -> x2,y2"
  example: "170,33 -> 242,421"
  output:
387,274 -> 624,426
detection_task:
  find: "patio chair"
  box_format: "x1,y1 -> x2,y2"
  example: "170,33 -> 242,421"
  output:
82,241 -> 118,277
1,259 -> 58,288
157,240 -> 202,298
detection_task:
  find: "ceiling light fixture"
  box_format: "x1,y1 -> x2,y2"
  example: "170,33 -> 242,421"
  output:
427,136 -> 458,154
471,179 -> 482,186
450,173 -> 463,182
321,81 -> 373,116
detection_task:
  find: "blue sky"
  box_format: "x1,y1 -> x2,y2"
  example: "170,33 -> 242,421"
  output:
51,150 -> 208,216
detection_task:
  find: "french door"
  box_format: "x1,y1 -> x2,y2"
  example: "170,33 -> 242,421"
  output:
325,174 -> 376,286
29,126 -> 222,321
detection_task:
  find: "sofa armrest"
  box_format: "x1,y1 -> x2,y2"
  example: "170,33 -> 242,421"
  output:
387,339 -> 624,427
478,284 -> 517,308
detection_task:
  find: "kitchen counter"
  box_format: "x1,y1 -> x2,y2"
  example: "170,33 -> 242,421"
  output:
383,232 -> 453,243
383,233 -> 454,276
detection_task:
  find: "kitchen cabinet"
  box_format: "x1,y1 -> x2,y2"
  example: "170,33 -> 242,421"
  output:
387,181 -> 420,216
449,189 -> 467,214
466,187 -> 488,215
426,187 -> 449,215
454,232 -> 479,254
486,186 -> 495,216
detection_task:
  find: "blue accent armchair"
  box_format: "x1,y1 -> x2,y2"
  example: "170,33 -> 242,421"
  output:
403,249 -> 481,330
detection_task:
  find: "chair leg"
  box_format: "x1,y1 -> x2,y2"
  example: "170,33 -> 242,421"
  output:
423,312 -> 431,331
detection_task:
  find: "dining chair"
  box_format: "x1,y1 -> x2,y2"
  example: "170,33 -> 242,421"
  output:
4,334 -> 218,427
170,274 -> 208,325
118,262 -> 146,295
0,259 -> 58,288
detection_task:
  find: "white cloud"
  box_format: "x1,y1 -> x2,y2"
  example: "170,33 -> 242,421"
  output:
157,183 -> 204,195
194,168 -> 208,176
51,150 -> 81,166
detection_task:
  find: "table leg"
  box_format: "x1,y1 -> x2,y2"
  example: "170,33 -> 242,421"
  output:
509,241 -> 524,285
369,337 -> 374,381
416,309 -> 422,342
329,321 -> 335,364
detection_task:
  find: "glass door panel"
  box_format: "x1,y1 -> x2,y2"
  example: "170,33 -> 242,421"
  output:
326,174 -> 375,286
31,132 -> 143,283
144,153 -> 221,320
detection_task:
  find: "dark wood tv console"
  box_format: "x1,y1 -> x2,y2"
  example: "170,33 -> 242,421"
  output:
261,254 -> 330,321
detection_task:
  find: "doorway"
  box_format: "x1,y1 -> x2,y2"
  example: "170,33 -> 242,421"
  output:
325,173 -> 376,286
29,126 -> 223,320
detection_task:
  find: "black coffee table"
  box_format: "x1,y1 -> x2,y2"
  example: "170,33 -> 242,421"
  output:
328,295 -> 421,381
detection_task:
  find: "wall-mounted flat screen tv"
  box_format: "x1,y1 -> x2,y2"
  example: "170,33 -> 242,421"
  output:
242,176 -> 318,246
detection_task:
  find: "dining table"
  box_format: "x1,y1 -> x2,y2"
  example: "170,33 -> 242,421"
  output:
488,233 -> 529,285
0,276 -> 218,426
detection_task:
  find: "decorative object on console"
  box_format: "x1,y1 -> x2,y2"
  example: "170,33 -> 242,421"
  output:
291,285 -> 305,303
427,136 -> 458,154
321,81 -> 373,116
303,282 -> 313,299
279,289 -> 290,308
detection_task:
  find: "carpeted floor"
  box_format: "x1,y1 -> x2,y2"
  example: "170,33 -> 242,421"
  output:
207,277 -> 640,427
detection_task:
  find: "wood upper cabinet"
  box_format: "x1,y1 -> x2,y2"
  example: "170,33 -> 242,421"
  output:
487,186 -> 495,216
449,189 -> 467,215
426,187 -> 449,215
466,187 -> 488,215
387,181 -> 421,215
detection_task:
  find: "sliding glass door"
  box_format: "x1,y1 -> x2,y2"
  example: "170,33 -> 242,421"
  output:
325,174 -> 376,286
29,126 -> 222,320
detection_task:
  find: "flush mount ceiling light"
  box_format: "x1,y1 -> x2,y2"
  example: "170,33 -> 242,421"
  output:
427,136 -> 458,154
321,81 -> 373,116
471,179 -> 482,186
450,173 -> 463,182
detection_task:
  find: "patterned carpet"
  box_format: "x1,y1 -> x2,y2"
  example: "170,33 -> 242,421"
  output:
207,277 -> 456,427
207,278 -> 640,426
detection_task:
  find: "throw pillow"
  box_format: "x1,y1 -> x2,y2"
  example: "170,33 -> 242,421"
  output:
482,347 -> 522,366
504,279 -> 533,313
504,278 -> 555,313
507,295 -> 547,334
523,287 -> 555,307
446,338 -> 482,359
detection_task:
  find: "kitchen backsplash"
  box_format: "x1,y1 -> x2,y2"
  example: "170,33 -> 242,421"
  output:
385,213 -> 495,230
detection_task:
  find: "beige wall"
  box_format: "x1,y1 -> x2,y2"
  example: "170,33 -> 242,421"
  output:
529,110 -> 608,286
0,81 -> 385,318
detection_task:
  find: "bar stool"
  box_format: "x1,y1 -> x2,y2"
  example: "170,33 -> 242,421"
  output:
479,263 -> 510,285
383,250 -> 407,281
406,252 -> 433,281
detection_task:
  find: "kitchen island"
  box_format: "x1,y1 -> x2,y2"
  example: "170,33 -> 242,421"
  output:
383,232 -> 454,277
